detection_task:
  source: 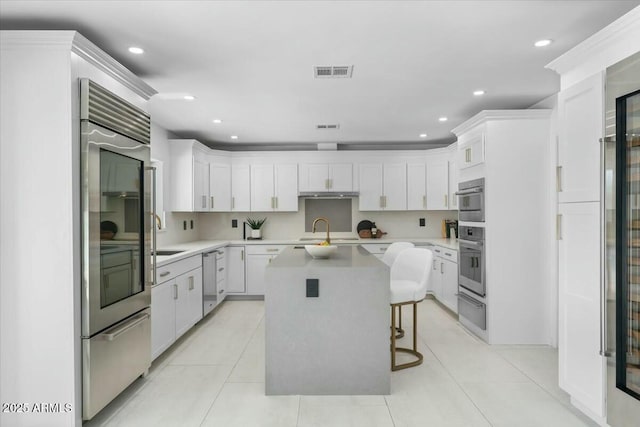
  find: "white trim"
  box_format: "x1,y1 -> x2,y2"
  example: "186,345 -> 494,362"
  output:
451,109 -> 552,136
545,6 -> 640,89
0,30 -> 156,100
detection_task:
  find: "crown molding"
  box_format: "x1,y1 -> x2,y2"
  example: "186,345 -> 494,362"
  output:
1,30 -> 156,100
451,109 -> 551,136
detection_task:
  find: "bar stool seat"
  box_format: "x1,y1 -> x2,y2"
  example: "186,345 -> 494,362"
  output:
389,248 -> 433,371
383,242 -> 415,339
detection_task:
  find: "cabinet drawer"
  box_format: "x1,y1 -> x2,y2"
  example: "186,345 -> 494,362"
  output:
440,248 -> 458,262
156,255 -> 201,284
245,245 -> 288,255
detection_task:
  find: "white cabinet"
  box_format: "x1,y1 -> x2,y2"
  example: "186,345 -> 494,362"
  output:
151,255 -> 202,360
359,163 -> 406,211
226,246 -> 246,294
245,245 -> 286,295
426,160 -> 449,210
448,151 -> 458,210
557,73 -> 603,203
429,246 -> 457,313
169,139 -> 211,212
458,131 -> 485,170
209,161 -> 232,211
558,202 -> 604,416
299,163 -> 353,192
231,164 -> 251,212
407,163 -> 426,210
250,164 -> 298,212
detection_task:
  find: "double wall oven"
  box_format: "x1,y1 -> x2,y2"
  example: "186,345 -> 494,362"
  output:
80,79 -> 152,420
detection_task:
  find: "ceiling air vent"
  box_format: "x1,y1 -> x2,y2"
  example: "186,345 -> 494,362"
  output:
316,124 -> 340,129
314,66 -> 353,78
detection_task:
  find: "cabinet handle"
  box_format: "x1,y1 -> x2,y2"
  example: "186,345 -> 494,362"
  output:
268,258 -> 272,264
432,259 -> 437,270
266,248 -> 279,252
444,194 -> 448,207
423,195 -> 426,208
275,197 -> 278,209
241,249 -> 244,261
189,276 -> 194,290
441,262 -> 444,274
328,178 -> 333,189
211,196 -> 214,208
556,166 -> 563,192
202,195 -> 206,209
557,214 -> 563,240
465,147 -> 471,163
173,283 -> 178,300
219,289 -> 224,294
159,271 -> 171,277
379,196 -> 384,208
218,267 -> 224,272
232,197 -> 235,209
325,178 -> 330,189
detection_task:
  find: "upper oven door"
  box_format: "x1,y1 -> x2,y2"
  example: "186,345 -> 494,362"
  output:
456,179 -> 485,222
458,239 -> 485,296
81,121 -> 151,337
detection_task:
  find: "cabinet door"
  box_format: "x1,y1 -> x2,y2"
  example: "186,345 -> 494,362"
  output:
274,164 -> 298,211
557,73 -> 603,203
428,255 -> 442,298
250,164 -> 275,211
383,163 -> 407,210
231,164 -> 251,212
193,158 -> 209,212
328,163 -> 353,191
246,254 -> 273,295
426,161 -> 449,210
301,163 -> 330,191
458,133 -> 485,169
174,272 -> 193,339
210,163 -> 231,211
558,201 -> 604,417
448,157 -> 458,210
226,246 -> 246,294
407,163 -> 426,210
186,267 -> 203,327
440,258 -> 458,313
151,281 -> 176,360
359,163 -> 384,211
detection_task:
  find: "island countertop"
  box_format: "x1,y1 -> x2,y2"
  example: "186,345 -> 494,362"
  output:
268,245 -> 383,269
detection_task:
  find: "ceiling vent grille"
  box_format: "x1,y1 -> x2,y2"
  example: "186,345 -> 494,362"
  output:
314,66 -> 353,78
316,124 -> 340,130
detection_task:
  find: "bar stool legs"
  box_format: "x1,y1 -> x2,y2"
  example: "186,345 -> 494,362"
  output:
390,300 -> 423,371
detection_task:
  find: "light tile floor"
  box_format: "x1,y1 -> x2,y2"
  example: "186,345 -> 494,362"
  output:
86,299 -> 598,427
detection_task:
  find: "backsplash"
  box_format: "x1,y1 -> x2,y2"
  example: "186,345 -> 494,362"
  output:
197,199 -> 456,241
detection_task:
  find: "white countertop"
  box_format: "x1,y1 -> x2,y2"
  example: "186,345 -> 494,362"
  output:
153,237 -> 459,267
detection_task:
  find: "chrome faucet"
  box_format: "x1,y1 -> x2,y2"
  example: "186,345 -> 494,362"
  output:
312,217 -> 331,244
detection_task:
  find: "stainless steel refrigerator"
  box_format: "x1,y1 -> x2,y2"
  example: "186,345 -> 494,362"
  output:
604,50 -> 640,427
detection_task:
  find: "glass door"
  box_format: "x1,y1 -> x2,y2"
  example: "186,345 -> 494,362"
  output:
618,88 -> 640,399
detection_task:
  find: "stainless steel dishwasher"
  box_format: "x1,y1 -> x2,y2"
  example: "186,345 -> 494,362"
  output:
203,248 -> 226,316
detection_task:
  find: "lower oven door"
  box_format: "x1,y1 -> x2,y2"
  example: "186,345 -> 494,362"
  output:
458,240 -> 485,296
82,308 -> 151,420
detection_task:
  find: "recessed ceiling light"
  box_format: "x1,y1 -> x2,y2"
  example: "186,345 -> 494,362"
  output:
438,117 -> 448,122
128,46 -> 144,54
183,95 -> 195,101
473,90 -> 485,96
534,39 -> 552,47
212,119 -> 223,124
419,133 -> 428,138
230,135 -> 238,140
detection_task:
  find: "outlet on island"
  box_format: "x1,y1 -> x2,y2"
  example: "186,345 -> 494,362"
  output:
419,218 -> 425,227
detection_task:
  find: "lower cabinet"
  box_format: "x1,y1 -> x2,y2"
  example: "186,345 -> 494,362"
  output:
226,246 -> 246,294
151,255 -> 203,360
431,246 -> 458,313
245,245 -> 287,295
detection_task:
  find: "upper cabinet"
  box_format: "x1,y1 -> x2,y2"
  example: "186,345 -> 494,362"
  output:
406,163 -> 426,210
457,131 -> 485,170
209,159 -> 232,212
250,164 -> 298,212
426,159 -> 449,210
556,73 -> 604,203
448,146 -> 459,210
359,163 -> 406,211
169,139 -> 211,212
231,163 -> 251,212
299,163 -> 353,192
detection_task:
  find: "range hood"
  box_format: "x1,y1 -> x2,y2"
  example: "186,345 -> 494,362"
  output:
298,191 -> 359,198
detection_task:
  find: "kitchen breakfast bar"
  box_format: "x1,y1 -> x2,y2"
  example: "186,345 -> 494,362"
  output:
264,245 -> 390,395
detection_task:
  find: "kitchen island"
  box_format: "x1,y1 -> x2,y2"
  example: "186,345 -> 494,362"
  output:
264,245 -> 390,395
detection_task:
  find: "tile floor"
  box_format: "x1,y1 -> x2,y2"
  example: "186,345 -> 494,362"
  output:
86,299 -> 598,427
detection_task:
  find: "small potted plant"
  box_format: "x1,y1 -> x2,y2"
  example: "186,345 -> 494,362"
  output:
246,217 -> 266,239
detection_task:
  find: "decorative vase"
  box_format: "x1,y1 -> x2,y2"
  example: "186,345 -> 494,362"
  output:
251,229 -> 261,239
